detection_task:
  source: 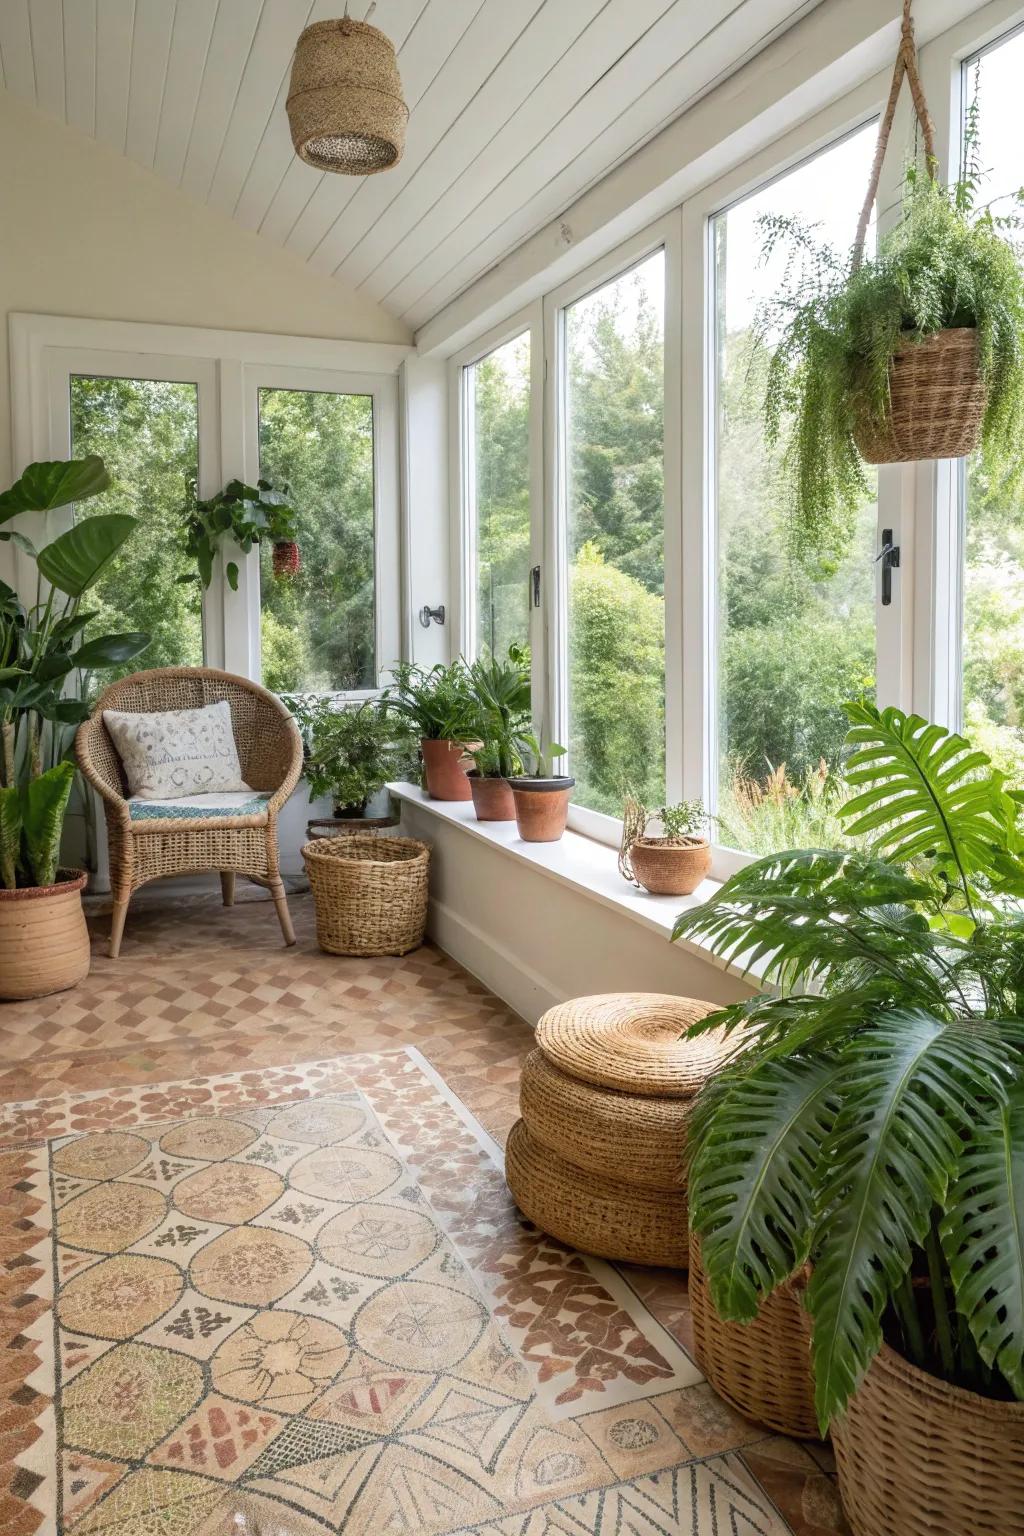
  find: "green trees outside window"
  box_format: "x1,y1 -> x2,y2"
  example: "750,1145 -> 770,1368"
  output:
470,334 -> 531,662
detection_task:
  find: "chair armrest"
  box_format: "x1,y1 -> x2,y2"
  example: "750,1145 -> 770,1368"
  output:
262,709 -> 304,814
75,714 -> 130,824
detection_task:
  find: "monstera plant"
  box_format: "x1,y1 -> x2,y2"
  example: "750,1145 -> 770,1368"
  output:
0,456 -> 149,891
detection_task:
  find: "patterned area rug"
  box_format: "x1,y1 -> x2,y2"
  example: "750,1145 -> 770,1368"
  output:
6,1049 -> 789,1535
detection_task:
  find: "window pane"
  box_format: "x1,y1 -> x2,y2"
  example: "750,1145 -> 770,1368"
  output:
564,251 -> 665,814
713,128 -> 877,855
69,375 -> 202,678
468,332 -> 531,657
960,31 -> 1024,775
258,388 -> 375,693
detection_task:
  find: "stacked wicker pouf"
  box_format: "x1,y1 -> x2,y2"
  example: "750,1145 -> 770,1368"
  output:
505,993 -> 732,1268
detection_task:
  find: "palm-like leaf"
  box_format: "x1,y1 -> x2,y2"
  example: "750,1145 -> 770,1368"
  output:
689,1052 -> 841,1321
942,1078 -> 1024,1395
21,761 -> 75,886
806,1011 -> 1012,1430
840,701 -> 1021,898
0,785 -> 21,890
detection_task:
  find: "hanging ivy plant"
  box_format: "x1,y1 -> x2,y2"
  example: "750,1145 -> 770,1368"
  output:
181,478 -> 298,590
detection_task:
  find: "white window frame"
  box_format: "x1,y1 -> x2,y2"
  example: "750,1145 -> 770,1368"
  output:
9,313 -> 410,696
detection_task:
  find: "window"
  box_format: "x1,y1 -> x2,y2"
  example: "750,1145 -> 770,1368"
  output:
561,250 -> 666,815
258,387 -> 377,694
958,28 -> 1024,776
711,127 -> 877,855
69,374 -> 202,677
465,332 -> 531,658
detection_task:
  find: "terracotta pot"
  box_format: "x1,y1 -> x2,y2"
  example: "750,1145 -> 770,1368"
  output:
510,777 -> 575,842
0,870 -> 91,1000
831,1342 -> 1024,1536
629,837 -> 711,895
468,772 -> 515,821
272,539 -> 301,578
420,738 -> 474,801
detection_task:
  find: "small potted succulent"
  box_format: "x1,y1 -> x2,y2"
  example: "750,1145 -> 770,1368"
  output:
466,645 -> 531,822
283,694 -> 416,817
510,735 -> 573,842
384,660 -> 478,801
620,791 -> 711,896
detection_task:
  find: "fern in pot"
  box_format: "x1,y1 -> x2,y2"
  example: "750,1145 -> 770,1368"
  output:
465,644 -> 532,823
619,790 -> 710,896
674,702 -> 1024,1536
383,659 -> 478,802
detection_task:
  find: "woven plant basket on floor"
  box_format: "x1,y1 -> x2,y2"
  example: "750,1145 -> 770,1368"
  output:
519,1048 -> 692,1191
505,1118 -> 688,1267
301,833 -> 429,957
831,1344 -> 1024,1536
688,1233 -> 820,1440
853,327 -> 985,464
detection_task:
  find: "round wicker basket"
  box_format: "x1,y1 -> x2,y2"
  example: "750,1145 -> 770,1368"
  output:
853,327 -> 985,464
505,1118 -> 688,1267
832,1342 -> 1024,1536
519,1048 -> 692,1191
688,1233 -> 820,1440
301,833 -> 428,957
536,993 -> 729,1097
287,18 -> 408,175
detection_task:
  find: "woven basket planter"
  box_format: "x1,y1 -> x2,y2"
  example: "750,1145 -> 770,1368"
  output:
519,1048 -> 692,1191
301,833 -> 429,957
853,327 -> 985,464
506,1118 -> 688,1267
832,1344 -> 1024,1536
689,1233 -> 820,1440
0,870 -> 91,1000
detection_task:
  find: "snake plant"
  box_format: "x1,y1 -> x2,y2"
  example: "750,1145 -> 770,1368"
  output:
674,701 -> 1024,1431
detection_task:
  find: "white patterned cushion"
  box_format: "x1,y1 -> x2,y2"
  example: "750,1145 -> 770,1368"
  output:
103,700 -> 251,800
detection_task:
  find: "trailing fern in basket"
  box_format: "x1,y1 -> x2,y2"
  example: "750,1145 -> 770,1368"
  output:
674,701 -> 1024,1431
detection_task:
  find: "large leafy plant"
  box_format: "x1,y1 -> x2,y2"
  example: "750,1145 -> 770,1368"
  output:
283,694 -> 416,813
466,645 -> 532,780
0,457 -> 149,888
759,103 -> 1024,560
383,659 -> 477,743
182,478 -> 297,590
674,701 -> 1024,1431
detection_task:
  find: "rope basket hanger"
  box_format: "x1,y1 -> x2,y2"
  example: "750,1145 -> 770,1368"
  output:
850,0 -> 987,464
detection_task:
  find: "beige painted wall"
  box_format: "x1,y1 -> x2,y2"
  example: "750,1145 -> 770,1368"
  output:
0,88 -> 411,487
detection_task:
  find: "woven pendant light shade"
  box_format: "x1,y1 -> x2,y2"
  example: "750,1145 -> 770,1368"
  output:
287,18 -> 408,176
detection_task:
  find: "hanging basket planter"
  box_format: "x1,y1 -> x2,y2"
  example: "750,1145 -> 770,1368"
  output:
272,539 -> 301,579
852,327 -> 987,464
287,18 -> 408,176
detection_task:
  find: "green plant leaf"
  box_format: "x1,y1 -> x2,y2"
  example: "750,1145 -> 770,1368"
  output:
0,529 -> 37,555
20,760 -> 75,887
806,1010 -> 1012,1431
226,561 -> 239,591
36,514 -> 137,597
941,1079 -> 1024,1395
0,456 -> 109,525
72,632 -> 150,668
0,784 -> 21,890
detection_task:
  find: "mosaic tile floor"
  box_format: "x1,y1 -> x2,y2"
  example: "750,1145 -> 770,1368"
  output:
0,887 -> 850,1536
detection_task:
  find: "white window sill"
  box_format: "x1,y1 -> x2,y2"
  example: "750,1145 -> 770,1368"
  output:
389,782 -> 764,986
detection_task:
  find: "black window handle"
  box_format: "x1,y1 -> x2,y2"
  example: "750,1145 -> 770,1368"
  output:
876,529 -> 900,606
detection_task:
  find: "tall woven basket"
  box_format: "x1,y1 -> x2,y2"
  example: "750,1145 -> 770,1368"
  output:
302,834 -> 429,957
689,1233 -> 820,1440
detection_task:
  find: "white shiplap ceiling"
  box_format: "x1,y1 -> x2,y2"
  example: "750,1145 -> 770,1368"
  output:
0,0 -> 819,329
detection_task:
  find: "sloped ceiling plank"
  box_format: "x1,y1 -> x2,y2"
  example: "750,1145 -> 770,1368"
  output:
327,0 -> 608,291
391,0 -> 751,322
28,0 -> 63,120
362,0 -> 679,306
95,0 -> 135,152
0,1 -> 35,102
125,0 -> 175,167
284,0 -> 494,263
252,0 -> 393,244
63,0 -> 97,136
179,0 -> 262,200
152,0 -> 219,184
206,0 -> 312,215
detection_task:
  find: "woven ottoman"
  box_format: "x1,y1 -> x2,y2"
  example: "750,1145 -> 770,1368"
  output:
505,993 -> 731,1267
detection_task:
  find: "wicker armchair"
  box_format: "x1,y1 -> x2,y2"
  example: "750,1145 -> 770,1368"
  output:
76,667 -> 303,958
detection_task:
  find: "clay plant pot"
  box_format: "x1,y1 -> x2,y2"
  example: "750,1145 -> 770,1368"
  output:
831,1342 -> 1024,1536
510,777 -> 575,842
467,772 -> 516,822
272,539 -> 301,578
420,737 -> 476,801
629,837 -> 712,896
0,870 -> 91,1000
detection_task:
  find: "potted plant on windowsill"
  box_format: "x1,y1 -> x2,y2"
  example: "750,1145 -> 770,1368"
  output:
0,456 -> 150,999
673,700 -> 1024,1536
620,790 -> 711,895
282,693 -> 417,818
510,735 -> 573,842
383,659 -> 478,801
182,477 -> 298,590
465,644 -> 532,822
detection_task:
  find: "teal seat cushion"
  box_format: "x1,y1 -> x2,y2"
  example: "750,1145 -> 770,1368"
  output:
128,791 -> 271,823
